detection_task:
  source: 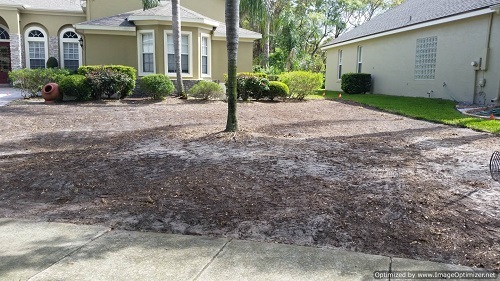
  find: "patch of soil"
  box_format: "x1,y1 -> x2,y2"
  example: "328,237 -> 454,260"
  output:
1,97 -> 499,270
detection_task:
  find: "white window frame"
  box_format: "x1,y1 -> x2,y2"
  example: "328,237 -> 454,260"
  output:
200,33 -> 211,77
0,24 -> 10,42
357,46 -> 363,73
337,50 -> 343,80
164,30 -> 193,78
59,27 -> 82,71
24,26 -> 48,69
137,30 -> 156,76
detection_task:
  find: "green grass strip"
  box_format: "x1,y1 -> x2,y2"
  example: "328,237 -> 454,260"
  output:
310,91 -> 500,134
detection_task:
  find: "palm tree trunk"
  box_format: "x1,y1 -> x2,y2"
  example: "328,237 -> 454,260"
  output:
225,0 -> 239,132
172,0 -> 186,98
262,19 -> 270,68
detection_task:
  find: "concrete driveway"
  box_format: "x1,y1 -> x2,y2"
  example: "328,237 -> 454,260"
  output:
0,86 -> 23,106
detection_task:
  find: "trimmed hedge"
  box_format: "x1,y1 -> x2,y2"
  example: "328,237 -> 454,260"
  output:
78,65 -> 136,98
268,81 -> 289,101
85,69 -> 133,99
59,74 -> 92,101
341,73 -> 372,94
140,74 -> 174,100
279,71 -> 323,100
188,80 -> 224,100
8,68 -> 71,98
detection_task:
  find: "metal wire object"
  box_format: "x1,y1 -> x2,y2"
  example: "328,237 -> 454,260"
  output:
490,151 -> 500,182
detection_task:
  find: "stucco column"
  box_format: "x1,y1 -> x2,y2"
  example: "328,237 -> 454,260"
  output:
9,33 -> 22,70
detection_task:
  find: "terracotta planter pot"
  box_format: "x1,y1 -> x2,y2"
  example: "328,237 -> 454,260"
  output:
42,83 -> 61,104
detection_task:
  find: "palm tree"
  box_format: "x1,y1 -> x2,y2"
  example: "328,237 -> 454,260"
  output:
172,0 -> 186,98
225,0 -> 240,132
142,0 -> 160,10
240,0 -> 270,68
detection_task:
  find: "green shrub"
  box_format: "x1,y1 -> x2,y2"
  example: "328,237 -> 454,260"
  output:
46,57 -> 59,68
279,71 -> 323,100
78,65 -> 136,98
8,68 -> 71,98
268,81 -> 289,101
188,80 -> 224,100
85,69 -> 133,100
341,73 -> 372,94
239,72 -> 268,79
59,75 -> 91,101
237,74 -> 270,101
140,74 -> 174,100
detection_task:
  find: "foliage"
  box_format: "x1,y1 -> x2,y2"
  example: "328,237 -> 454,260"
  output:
279,71 -> 323,100
142,0 -> 160,10
268,81 -> 289,101
46,57 -> 59,69
341,73 -> 372,94
59,75 -> 92,101
140,74 -> 174,100
235,74 -> 270,101
78,65 -> 136,98
188,80 -> 225,100
321,91 -> 500,134
242,0 -> 405,73
9,68 -> 70,98
85,69 -> 133,100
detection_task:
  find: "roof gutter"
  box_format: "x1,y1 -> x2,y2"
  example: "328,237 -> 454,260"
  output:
321,7 -> 496,50
491,4 -> 500,13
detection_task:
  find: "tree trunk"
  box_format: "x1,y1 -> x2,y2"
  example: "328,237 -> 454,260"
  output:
225,0 -> 240,132
262,19 -> 270,68
172,0 -> 186,98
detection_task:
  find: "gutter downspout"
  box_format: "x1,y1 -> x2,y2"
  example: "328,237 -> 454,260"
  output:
489,5 -> 500,105
475,12 -> 494,104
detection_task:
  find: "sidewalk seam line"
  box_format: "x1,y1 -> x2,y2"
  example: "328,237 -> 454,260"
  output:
27,228 -> 112,280
192,238 -> 233,281
389,256 -> 393,281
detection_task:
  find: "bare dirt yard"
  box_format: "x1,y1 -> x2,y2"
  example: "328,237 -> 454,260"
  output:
0,97 -> 499,270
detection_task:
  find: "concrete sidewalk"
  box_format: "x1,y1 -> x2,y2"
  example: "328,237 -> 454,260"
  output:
0,87 -> 23,107
1,219 -> 491,281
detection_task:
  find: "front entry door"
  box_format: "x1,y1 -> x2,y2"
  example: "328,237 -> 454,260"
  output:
0,42 -> 11,84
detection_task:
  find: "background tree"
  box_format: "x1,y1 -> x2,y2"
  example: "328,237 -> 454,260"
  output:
225,0 -> 240,132
172,0 -> 186,98
142,0 -> 160,10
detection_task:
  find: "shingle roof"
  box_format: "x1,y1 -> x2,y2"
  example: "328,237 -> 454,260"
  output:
0,0 -> 83,12
77,2 -> 261,39
324,0 -> 500,47
77,11 -> 137,28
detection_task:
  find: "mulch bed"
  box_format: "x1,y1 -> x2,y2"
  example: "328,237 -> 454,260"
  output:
1,97 -> 499,270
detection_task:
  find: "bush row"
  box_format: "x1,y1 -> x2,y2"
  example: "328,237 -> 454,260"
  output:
9,65 -> 137,101
226,71 -> 321,101
341,73 -> 371,94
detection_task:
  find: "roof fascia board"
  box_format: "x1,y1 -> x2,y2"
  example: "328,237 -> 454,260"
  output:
129,15 -> 219,27
213,33 -> 262,41
0,4 -> 23,10
322,8 -> 495,50
492,4 -> 500,12
75,24 -> 136,32
20,9 -> 84,16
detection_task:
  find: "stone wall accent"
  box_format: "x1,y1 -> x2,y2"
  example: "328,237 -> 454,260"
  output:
9,33 -> 23,70
48,36 -> 59,63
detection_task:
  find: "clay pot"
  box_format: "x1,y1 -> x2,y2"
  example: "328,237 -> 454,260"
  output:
42,83 -> 61,104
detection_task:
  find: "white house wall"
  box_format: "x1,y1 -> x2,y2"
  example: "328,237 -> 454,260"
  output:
325,13 -> 500,104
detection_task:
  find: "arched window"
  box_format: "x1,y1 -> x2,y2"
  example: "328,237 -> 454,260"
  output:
59,28 -> 82,71
0,26 -> 9,40
24,27 -> 48,69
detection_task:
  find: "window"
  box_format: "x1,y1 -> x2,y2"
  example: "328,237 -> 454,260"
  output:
357,46 -> 363,73
415,36 -> 437,80
338,50 -> 343,80
25,27 -> 48,69
165,31 -> 191,76
201,34 -> 211,76
0,26 -> 9,40
137,30 -> 155,75
60,28 -> 82,72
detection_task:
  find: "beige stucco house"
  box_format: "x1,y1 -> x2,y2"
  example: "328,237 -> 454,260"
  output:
322,0 -> 500,105
0,0 -> 261,84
